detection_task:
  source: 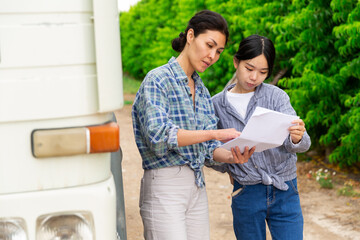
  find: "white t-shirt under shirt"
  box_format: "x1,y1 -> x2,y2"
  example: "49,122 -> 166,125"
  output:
226,90 -> 255,119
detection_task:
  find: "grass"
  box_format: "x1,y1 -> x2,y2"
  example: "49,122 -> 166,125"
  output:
338,182 -> 360,198
123,75 -> 142,105
123,75 -> 142,95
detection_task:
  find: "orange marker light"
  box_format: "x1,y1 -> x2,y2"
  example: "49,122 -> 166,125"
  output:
87,122 -> 120,153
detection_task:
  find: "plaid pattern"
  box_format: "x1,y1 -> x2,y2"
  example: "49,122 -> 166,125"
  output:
132,57 -> 221,187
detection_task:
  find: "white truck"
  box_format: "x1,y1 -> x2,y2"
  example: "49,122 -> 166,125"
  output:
0,0 -> 126,239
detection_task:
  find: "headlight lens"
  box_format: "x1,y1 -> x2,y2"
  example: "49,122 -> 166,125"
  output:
0,217 -> 28,240
36,212 -> 94,240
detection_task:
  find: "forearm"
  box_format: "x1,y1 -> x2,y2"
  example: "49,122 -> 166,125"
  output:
177,129 -> 215,147
212,147 -> 232,163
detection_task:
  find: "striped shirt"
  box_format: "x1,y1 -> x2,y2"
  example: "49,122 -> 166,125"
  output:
132,57 -> 221,187
212,83 -> 311,190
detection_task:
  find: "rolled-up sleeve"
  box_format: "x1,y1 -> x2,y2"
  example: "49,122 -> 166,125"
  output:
276,89 -> 311,153
137,76 -> 179,158
203,98 -> 228,172
284,131 -> 311,153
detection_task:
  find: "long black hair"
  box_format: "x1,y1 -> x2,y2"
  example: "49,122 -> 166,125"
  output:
172,10 -> 229,52
234,35 -> 276,79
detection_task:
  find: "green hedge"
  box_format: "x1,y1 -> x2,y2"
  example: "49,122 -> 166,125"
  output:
120,0 -> 360,167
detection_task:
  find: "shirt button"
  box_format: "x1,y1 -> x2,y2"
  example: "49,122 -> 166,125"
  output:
255,165 -> 258,169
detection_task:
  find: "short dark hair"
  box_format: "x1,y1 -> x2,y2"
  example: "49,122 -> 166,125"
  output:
172,10 -> 229,52
234,35 -> 276,79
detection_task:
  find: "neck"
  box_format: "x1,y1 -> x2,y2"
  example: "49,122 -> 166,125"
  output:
230,84 -> 255,94
177,52 -> 194,80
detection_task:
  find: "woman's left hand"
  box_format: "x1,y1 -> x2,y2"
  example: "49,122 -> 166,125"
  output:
289,119 -> 306,144
213,146 -> 255,164
230,146 -> 255,164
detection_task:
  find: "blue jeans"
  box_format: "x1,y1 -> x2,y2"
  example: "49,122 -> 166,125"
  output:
231,178 -> 303,240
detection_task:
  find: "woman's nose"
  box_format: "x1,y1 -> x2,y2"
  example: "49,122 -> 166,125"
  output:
209,49 -> 216,61
250,71 -> 257,81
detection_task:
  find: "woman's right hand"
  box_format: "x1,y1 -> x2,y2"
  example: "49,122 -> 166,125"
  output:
213,128 -> 241,143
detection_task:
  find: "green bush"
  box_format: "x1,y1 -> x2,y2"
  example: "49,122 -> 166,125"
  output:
119,0 -> 360,167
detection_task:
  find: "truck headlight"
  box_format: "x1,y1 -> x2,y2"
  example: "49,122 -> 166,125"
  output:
0,218 -> 28,240
36,212 -> 94,240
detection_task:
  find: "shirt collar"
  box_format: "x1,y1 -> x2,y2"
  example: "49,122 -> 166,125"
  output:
168,57 -> 201,85
221,83 -> 265,107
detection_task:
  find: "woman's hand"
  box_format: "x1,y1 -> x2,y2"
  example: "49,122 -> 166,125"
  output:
230,146 -> 256,164
213,146 -> 255,164
213,128 -> 241,143
289,119 -> 306,144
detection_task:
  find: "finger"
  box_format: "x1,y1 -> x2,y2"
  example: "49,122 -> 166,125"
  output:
289,129 -> 301,135
231,148 -> 238,163
230,128 -> 241,137
290,131 -> 303,138
235,146 -> 243,162
291,119 -> 304,125
242,146 -> 251,162
249,146 -> 256,155
236,146 -> 247,164
231,132 -> 241,138
289,126 -> 305,133
290,129 -> 305,137
235,147 -> 242,160
243,147 -> 253,162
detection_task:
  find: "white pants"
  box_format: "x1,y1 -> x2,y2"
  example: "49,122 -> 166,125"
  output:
139,165 -> 210,240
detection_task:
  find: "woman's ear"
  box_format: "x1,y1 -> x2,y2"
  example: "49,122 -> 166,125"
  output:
233,57 -> 239,69
187,28 -> 195,44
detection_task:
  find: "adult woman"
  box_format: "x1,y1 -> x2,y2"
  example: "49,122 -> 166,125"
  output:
212,34 -> 311,240
132,10 -> 254,240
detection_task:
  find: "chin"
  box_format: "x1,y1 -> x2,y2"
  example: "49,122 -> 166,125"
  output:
196,67 -> 207,73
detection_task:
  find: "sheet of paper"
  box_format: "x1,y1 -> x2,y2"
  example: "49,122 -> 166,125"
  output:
220,107 -> 299,152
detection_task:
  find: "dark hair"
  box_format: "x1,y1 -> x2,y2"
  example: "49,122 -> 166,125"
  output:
234,35 -> 276,79
172,10 -> 229,52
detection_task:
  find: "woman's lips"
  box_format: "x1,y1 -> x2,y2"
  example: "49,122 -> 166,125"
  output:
247,82 -> 255,88
202,61 -> 210,67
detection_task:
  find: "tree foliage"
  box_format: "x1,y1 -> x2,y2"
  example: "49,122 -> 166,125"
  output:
119,0 -> 360,167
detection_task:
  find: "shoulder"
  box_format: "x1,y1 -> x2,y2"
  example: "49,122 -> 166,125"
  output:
135,63 -> 172,100
138,64 -> 176,94
211,90 -> 225,106
145,64 -> 172,84
260,83 -> 284,92
211,91 -> 222,100
258,83 -> 289,98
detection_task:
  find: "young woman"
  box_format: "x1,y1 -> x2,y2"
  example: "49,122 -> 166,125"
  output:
212,34 -> 311,240
132,10 -> 254,240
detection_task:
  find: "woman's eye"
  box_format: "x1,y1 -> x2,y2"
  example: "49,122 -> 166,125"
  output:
245,67 -> 253,71
207,44 -> 213,48
261,72 -> 268,75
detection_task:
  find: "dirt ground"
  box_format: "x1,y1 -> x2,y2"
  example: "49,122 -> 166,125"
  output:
115,95 -> 360,240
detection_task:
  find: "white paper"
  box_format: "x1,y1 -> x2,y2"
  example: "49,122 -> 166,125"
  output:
220,107 -> 299,152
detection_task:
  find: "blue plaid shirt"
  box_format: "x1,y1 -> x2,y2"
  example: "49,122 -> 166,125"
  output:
132,57 -> 221,187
